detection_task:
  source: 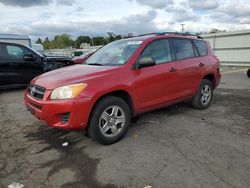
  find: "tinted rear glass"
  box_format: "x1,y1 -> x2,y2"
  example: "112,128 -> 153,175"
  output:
172,39 -> 195,60
194,40 -> 208,56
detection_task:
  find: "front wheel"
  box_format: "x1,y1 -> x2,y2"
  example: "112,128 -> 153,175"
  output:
192,79 -> 213,109
88,96 -> 131,145
247,69 -> 250,78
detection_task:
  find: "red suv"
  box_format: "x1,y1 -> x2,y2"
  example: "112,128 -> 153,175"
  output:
24,32 -> 221,145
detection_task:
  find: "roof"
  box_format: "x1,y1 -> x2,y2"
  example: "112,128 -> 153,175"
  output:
127,32 -> 203,42
0,34 -> 30,40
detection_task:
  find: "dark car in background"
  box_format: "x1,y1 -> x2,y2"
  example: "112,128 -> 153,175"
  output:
0,42 -> 74,89
72,51 -> 95,64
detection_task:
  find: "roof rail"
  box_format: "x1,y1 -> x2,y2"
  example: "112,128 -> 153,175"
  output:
136,32 -> 203,39
137,33 -> 160,37
158,32 -> 203,39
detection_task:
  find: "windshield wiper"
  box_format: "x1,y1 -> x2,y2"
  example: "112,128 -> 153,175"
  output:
87,63 -> 104,66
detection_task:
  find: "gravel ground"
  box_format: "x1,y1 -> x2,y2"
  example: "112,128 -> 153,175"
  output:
0,67 -> 250,188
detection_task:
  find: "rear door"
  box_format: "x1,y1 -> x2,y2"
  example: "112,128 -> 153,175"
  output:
171,38 -> 202,97
193,39 -> 210,74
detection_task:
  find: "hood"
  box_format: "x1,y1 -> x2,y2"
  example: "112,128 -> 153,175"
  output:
72,56 -> 84,64
72,56 -> 82,61
32,64 -> 120,90
45,56 -> 72,62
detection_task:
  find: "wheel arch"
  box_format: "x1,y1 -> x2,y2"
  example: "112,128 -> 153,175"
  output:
247,68 -> 250,78
87,89 -> 135,128
203,73 -> 216,88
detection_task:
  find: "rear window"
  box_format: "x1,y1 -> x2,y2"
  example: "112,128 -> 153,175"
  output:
194,40 -> 208,56
172,39 -> 195,60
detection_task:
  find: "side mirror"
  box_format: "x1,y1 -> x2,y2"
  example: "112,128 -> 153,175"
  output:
23,53 -> 35,61
138,57 -> 156,68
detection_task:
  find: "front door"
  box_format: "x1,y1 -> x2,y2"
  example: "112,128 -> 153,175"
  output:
132,39 -> 180,110
2,43 -> 43,85
0,43 -> 18,86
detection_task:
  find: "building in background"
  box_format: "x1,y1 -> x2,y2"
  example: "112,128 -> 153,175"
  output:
0,34 -> 31,47
202,30 -> 250,66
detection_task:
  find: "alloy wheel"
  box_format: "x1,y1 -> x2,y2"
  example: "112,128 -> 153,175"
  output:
201,85 -> 212,105
99,105 -> 126,138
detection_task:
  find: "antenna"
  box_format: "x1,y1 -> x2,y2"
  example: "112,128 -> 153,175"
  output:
180,24 -> 185,33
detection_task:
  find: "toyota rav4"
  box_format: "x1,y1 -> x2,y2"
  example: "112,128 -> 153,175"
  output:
24,32 -> 221,145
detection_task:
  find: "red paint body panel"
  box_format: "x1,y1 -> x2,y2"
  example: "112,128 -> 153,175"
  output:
24,90 -> 92,130
24,35 -> 221,130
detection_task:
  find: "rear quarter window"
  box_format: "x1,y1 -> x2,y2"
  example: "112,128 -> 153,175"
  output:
193,40 -> 208,56
172,39 -> 195,60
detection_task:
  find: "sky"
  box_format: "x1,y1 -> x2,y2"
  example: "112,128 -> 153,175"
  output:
0,0 -> 250,40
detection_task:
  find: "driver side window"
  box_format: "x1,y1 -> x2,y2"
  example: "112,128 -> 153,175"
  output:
4,44 -> 31,61
140,39 -> 172,64
6,45 -> 25,59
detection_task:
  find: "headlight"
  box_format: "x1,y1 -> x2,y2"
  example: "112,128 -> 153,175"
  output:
50,83 -> 87,100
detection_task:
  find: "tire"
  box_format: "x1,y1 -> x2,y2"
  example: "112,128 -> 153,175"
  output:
88,96 -> 131,145
192,79 -> 213,109
247,69 -> 250,78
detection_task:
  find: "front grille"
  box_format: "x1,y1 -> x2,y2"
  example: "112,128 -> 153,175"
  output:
28,85 -> 46,100
61,113 -> 70,123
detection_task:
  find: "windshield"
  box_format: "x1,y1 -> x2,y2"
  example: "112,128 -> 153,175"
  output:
26,45 -> 44,57
85,40 -> 143,66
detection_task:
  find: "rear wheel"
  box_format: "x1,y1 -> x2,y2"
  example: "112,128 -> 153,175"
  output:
88,96 -> 131,145
192,79 -> 213,109
247,69 -> 250,78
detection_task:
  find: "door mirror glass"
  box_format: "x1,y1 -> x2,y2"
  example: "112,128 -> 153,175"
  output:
138,57 -> 156,68
23,53 -> 35,61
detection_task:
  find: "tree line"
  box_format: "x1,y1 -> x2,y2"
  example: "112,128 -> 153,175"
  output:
36,29 -> 227,50
36,32 -> 133,49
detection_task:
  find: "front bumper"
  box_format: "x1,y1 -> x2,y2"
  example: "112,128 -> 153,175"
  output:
24,89 -> 91,130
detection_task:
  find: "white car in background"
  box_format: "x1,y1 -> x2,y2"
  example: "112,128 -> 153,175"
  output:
31,43 -> 44,54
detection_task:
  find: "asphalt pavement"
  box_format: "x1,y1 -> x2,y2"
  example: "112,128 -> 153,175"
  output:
0,66 -> 250,188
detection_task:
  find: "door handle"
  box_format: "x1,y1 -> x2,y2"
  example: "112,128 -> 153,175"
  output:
169,67 -> 177,72
199,62 -> 205,67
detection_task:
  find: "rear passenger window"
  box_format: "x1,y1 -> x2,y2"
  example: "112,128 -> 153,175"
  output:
139,39 -> 172,64
172,39 -> 195,60
194,40 -> 208,56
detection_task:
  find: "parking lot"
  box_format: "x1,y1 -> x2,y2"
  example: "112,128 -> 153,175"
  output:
0,67 -> 250,188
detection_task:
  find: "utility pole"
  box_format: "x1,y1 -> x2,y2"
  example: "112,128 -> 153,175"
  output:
91,38 -> 93,46
180,24 -> 185,33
